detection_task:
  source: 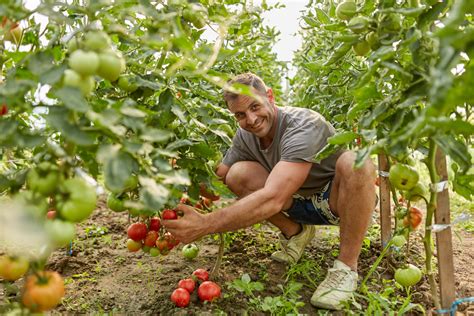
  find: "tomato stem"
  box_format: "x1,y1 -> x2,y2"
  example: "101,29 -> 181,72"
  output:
210,232 -> 224,280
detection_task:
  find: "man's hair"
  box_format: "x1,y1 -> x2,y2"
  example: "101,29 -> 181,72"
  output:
223,72 -> 267,103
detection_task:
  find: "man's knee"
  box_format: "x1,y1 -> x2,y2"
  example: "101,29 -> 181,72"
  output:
335,151 -> 376,181
225,161 -> 268,196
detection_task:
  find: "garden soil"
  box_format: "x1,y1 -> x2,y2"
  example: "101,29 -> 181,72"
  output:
1,196 -> 473,315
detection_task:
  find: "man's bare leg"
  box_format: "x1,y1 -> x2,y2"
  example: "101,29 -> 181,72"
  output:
329,152 -> 376,271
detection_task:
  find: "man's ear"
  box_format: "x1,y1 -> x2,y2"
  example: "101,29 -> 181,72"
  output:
266,88 -> 274,105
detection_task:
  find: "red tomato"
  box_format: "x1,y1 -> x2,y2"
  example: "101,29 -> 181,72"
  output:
156,238 -> 169,255
201,197 -> 213,208
164,232 -> 179,249
148,217 -> 161,231
180,194 -> 191,205
178,278 -> 196,293
192,268 -> 209,282
46,210 -> 56,220
0,104 -> 7,116
162,209 -> 177,220
199,183 -> 220,201
0,256 -> 29,281
198,281 -> 221,302
22,270 -> 65,312
403,206 -> 423,230
143,231 -> 159,247
127,222 -> 147,241
194,202 -> 203,209
171,288 -> 190,307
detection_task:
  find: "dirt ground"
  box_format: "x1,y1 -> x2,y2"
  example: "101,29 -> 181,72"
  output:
1,196 -> 473,315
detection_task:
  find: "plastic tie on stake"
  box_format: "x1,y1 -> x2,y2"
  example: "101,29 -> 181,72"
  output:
434,296 -> 474,316
430,180 -> 449,193
378,171 -> 390,177
428,213 -> 472,233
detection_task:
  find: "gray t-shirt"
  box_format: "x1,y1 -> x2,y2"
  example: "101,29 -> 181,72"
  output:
222,106 -> 343,196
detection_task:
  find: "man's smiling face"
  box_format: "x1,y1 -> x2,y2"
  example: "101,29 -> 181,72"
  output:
227,89 -> 276,140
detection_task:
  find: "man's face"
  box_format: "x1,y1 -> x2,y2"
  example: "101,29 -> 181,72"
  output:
227,89 -> 276,139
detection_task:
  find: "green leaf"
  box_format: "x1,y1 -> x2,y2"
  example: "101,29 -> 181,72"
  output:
47,107 -> 95,146
98,146 -> 139,192
140,128 -> 174,143
139,176 -> 170,210
161,169 -> 190,186
433,134 -> 472,173
427,118 -> 474,135
55,87 -> 89,113
327,131 -> 358,145
315,8 -> 330,24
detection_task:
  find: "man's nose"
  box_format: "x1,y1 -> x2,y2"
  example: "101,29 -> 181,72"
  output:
246,111 -> 257,125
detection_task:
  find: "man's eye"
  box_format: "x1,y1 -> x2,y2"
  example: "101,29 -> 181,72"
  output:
235,113 -> 244,120
251,104 -> 259,111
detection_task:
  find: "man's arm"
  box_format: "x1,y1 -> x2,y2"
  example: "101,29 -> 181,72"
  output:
163,160 -> 312,243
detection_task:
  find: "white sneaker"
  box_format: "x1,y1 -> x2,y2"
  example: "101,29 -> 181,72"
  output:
271,224 -> 315,264
310,260 -> 358,310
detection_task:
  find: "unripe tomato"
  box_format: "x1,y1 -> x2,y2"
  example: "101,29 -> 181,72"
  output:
389,164 -> 419,191
63,69 -> 95,96
155,238 -> 170,255
22,271 -> 65,312
27,162 -> 60,196
347,16 -> 370,34
117,75 -> 138,93
198,281 -> 221,302
68,50 -> 100,76
107,194 -> 126,212
336,1 -> 357,20
365,31 -> 378,48
0,256 -> 29,281
126,239 -> 142,252
56,178 -> 97,222
83,31 -> 111,51
182,243 -> 199,260
97,51 -> 125,82
404,183 -> 427,202
149,247 -> 160,257
391,235 -> 407,247
394,264 -> 422,287
45,220 -> 76,247
171,288 -> 190,307
352,40 -> 370,56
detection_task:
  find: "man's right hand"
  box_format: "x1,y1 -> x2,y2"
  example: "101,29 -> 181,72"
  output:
162,204 -> 210,244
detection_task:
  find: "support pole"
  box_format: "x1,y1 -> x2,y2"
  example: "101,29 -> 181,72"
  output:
378,154 -> 391,246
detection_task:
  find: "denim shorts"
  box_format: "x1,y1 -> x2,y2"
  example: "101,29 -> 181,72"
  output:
282,180 -> 340,226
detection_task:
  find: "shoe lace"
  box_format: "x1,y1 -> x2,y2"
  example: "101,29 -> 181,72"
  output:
322,268 -> 351,290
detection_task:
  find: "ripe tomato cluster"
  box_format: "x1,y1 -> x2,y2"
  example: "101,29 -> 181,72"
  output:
171,268 -> 221,308
126,211 -> 180,257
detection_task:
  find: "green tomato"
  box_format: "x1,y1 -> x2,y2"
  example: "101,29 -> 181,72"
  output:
336,1 -> 357,20
347,16 -> 370,34
352,40 -> 370,56
391,235 -> 407,247
389,164 -> 419,191
404,182 -> 428,202
97,51 -> 125,82
83,31 -> 111,52
107,194 -> 126,212
380,14 -> 402,32
57,178 -> 97,222
182,6 -> 207,29
45,220 -> 76,247
117,75 -> 138,93
394,264 -> 422,287
27,162 -> 60,196
63,69 -> 95,96
0,256 -> 29,281
182,243 -> 199,260
149,247 -> 160,257
68,50 -> 100,76
365,31 -> 378,48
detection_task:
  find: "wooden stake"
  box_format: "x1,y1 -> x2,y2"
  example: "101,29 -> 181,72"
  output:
434,149 -> 456,309
378,154 -> 391,246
